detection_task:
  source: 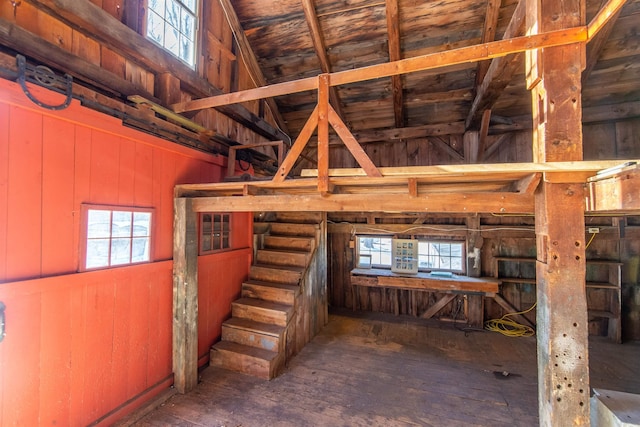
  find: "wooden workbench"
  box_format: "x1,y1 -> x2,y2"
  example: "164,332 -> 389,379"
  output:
350,268 -> 500,327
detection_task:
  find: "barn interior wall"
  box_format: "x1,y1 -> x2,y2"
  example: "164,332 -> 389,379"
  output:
0,79 -> 252,426
328,216 -> 640,341
0,0 -> 280,153
319,117 -> 640,170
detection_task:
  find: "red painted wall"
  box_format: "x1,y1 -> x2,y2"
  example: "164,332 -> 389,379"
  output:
0,79 -> 252,425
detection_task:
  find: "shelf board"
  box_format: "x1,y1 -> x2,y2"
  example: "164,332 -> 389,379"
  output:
588,310 -> 616,319
499,278 -> 536,284
586,282 -> 620,290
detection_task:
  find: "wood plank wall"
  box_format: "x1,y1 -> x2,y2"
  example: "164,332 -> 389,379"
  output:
0,0 -> 278,148
0,79 -> 252,425
328,216 -> 640,341
314,118 -> 640,170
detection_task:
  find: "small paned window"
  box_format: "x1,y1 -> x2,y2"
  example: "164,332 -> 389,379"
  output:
81,205 -> 153,271
146,0 -> 198,67
417,240 -> 465,273
357,236 -> 393,268
200,213 -> 231,254
356,235 -> 465,274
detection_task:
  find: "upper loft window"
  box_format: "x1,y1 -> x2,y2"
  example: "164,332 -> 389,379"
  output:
146,0 -> 198,67
80,204 -> 154,271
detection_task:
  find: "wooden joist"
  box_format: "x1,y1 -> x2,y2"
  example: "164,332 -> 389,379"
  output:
172,25 -> 589,113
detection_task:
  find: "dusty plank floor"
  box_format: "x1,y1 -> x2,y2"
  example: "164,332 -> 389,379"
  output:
134,310 -> 640,427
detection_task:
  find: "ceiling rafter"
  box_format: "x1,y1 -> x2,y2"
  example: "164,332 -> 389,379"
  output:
218,0 -> 290,135
301,0 -> 347,121
385,0 -> 404,128
582,0 -> 623,84
465,0 -> 526,130
475,0 -> 502,88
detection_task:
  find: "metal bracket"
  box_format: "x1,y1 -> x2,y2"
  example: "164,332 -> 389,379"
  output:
17,54 -> 73,110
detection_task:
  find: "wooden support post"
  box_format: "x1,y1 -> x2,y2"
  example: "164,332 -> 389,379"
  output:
528,0 -> 589,423
318,74 -> 330,193
173,198 -> 199,394
535,182 -> 589,424
464,131 -> 479,164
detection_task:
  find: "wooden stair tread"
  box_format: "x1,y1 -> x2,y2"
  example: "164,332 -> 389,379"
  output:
212,340 -> 279,362
253,263 -> 305,272
244,279 -> 300,292
268,222 -> 319,237
223,317 -> 285,337
258,247 -> 312,255
264,235 -> 315,251
233,297 -> 293,313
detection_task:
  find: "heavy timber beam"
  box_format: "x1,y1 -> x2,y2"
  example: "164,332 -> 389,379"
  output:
301,0 -> 346,120
217,0 -> 290,134
528,0 -> 590,424
191,192 -> 534,214
466,0 -> 526,129
24,0 -> 288,142
173,198 -> 199,394
173,26 -> 589,113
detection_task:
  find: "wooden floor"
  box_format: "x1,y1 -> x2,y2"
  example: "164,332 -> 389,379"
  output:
132,310 -> 640,427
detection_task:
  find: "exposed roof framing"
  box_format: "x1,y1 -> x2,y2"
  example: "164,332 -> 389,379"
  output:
301,0 -> 346,120
385,0 -> 404,128
475,0 -> 502,89
465,0 -> 526,130
218,0 -> 290,135
214,0 -> 637,158
22,0 -> 289,142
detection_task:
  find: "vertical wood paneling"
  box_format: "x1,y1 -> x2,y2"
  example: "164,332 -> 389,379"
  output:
90,129 -> 120,204
157,150 -> 176,260
0,78 -> 237,426
82,278 -> 116,421
0,102 -> 9,281
134,142 -> 154,207
584,122 -> 616,160
39,285 -> 73,426
7,107 -> 43,280
616,120 -> 640,157
68,278 -> 87,424
1,291 -> 42,426
118,137 -> 136,206
73,126 -> 93,271
110,269 -> 132,407
42,116 -> 76,275
147,267 -> 173,384
197,249 -> 251,360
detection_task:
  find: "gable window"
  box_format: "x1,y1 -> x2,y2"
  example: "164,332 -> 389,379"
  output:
146,0 -> 198,67
81,205 -> 153,271
200,213 -> 231,254
356,236 -> 465,273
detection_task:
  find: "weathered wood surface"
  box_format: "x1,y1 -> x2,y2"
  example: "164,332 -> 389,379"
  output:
172,198 -> 199,394
132,311 -> 640,427
351,268 -> 499,294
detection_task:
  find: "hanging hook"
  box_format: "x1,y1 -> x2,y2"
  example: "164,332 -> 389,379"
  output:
10,1 -> 22,18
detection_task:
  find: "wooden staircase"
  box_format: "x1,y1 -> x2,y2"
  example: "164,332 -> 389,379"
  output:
210,218 -> 319,380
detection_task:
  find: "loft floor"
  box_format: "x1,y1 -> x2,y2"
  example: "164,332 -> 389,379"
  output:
132,310 -> 640,426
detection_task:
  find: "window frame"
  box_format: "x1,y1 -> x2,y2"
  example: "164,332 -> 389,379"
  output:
417,239 -> 466,274
199,212 -> 232,255
79,204 -> 155,272
144,0 -> 200,68
355,235 -> 466,274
